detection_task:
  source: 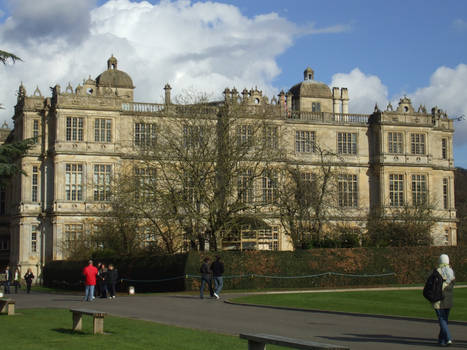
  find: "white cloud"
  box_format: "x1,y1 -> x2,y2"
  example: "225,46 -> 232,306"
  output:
331,68 -> 389,114
452,19 -> 467,31
0,0 -> 349,126
409,64 -> 467,145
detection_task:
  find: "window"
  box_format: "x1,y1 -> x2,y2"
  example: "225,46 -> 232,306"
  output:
258,226 -> 280,251
312,102 -> 321,112
262,171 -> 278,204
65,164 -> 83,201
264,126 -> 278,149
135,123 -> 156,147
338,174 -> 358,208
442,138 -> 448,159
337,132 -> 357,155
33,119 -> 39,142
388,132 -> 403,154
31,225 -> 38,253
238,169 -> 254,203
0,237 -> 9,251
183,171 -> 198,203
95,119 -> 112,142
134,167 -> 156,200
410,133 -> 425,155
66,117 -> 84,141
32,166 -> 39,202
64,224 -> 83,242
389,174 -> 404,207
411,174 -> 427,205
236,125 -> 252,146
295,131 -> 315,153
183,125 -> 205,148
443,178 -> 449,209
93,164 -> 111,201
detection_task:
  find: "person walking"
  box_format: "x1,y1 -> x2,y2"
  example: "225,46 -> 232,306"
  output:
24,268 -> 35,294
106,264 -> 118,299
82,260 -> 98,302
3,265 -> 11,294
433,254 -> 456,347
98,263 -> 108,298
210,256 -> 224,299
13,267 -> 21,293
199,257 -> 214,299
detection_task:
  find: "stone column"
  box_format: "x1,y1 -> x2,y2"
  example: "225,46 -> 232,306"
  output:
341,88 -> 349,114
332,87 -> 340,113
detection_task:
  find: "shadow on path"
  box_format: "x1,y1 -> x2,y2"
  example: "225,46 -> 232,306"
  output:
320,334 -> 467,348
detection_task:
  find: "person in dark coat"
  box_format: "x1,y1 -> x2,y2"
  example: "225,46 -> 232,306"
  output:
98,263 -> 108,298
210,256 -> 224,299
106,264 -> 118,299
199,257 -> 214,299
24,268 -> 35,294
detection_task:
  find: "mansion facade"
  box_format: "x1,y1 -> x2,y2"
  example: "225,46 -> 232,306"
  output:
0,56 -> 457,274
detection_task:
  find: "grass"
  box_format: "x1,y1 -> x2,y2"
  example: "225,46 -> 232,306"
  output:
231,288 -> 467,321
0,308 -> 289,350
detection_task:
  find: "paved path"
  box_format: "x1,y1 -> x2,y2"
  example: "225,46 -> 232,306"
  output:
7,290 -> 467,350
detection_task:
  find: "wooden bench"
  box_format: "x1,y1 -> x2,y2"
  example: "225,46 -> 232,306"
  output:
240,333 -> 349,350
70,308 -> 107,334
0,298 -> 15,315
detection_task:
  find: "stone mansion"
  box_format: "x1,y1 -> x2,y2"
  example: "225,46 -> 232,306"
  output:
0,56 -> 457,274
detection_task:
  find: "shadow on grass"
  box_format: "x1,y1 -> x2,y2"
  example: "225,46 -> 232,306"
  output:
52,328 -> 86,335
53,328 -> 115,336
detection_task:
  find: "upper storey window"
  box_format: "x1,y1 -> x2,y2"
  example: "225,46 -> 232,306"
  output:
236,125 -> 253,147
95,119 -> 112,142
312,102 -> 321,112
66,117 -> 83,142
442,138 -> 448,160
264,126 -> 279,149
295,131 -> 315,153
337,132 -> 357,155
410,133 -> 425,155
33,119 -> 40,143
388,132 -> 403,154
135,123 -> 156,147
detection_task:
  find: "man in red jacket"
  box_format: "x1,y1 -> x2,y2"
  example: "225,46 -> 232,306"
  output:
82,260 -> 98,301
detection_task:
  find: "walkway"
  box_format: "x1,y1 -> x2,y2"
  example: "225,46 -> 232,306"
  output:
9,290 -> 467,350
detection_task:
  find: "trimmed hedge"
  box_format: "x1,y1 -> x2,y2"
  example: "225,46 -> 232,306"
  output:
43,246 -> 467,293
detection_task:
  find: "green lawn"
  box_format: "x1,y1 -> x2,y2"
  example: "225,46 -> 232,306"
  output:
0,308 -> 288,350
231,288 -> 467,321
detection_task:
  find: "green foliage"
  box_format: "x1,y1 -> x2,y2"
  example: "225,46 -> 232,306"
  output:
0,49 -> 21,64
0,138 -> 35,186
43,246 -> 467,293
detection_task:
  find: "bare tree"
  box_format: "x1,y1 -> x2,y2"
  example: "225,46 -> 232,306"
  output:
104,92 -> 283,252
278,144 -> 344,249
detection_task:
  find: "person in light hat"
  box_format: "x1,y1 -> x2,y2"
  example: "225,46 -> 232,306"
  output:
432,254 -> 455,347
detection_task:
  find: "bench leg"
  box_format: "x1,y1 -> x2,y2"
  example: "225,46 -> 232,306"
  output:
0,302 -> 6,314
7,303 -> 14,315
72,312 -> 83,332
93,316 -> 105,335
248,340 -> 266,350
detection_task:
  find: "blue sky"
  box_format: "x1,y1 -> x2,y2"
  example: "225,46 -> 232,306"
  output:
1,0 -> 467,165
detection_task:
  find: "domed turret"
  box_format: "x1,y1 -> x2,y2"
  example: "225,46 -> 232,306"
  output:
288,67 -> 333,100
95,55 -> 134,89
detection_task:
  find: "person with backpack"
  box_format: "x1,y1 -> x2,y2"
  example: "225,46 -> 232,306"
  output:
431,254 -> 456,347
